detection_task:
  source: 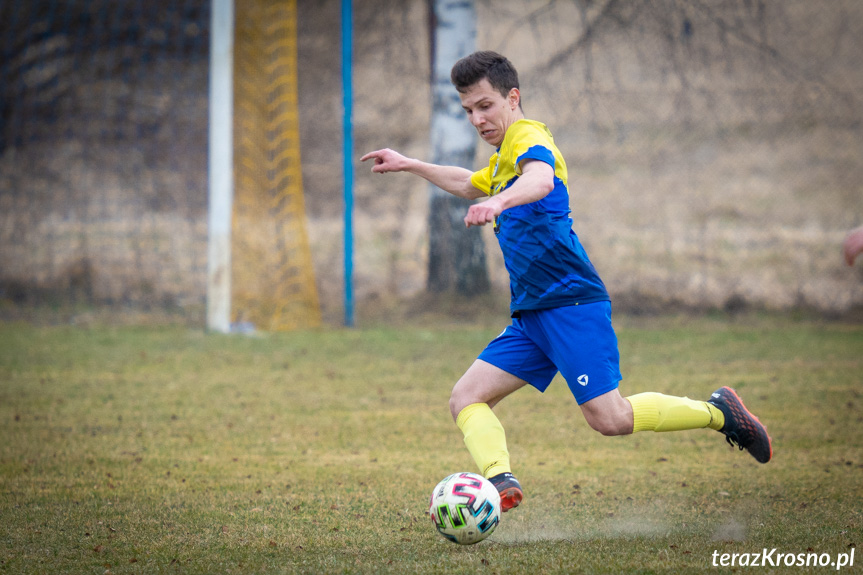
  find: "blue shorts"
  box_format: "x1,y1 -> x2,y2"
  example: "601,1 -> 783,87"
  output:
477,302 -> 622,405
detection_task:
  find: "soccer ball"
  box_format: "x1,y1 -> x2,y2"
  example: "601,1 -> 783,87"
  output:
428,472 -> 501,545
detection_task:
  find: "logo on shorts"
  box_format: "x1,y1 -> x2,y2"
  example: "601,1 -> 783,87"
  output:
577,374 -> 589,386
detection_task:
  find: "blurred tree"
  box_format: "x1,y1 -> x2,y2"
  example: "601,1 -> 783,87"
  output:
426,0 -> 490,296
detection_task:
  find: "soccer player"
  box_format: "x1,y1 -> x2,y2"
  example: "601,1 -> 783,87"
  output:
361,51 -> 772,512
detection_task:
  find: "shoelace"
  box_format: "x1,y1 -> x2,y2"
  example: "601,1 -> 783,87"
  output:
725,433 -> 745,451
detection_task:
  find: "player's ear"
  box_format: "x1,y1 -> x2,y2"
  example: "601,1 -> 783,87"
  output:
508,88 -> 520,110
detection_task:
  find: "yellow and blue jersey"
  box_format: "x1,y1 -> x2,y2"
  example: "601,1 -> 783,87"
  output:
471,119 -> 609,314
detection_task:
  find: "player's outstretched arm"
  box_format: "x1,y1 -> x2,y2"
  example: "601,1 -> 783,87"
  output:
361,148 -> 485,200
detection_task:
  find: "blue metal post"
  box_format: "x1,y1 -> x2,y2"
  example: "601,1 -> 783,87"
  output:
342,0 -> 354,327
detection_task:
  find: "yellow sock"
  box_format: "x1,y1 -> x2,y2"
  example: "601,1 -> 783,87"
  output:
626,392 -> 725,433
455,403 -> 511,478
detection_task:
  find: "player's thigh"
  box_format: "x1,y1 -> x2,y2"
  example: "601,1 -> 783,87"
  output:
450,359 -> 529,419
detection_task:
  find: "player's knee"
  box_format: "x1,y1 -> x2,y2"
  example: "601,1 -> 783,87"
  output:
449,377 -> 476,421
448,397 -> 459,422
449,391 -> 466,422
589,417 -> 629,436
585,411 -> 632,436
580,390 -> 633,436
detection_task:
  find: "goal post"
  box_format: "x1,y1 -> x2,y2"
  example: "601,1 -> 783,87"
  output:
207,0 -> 234,334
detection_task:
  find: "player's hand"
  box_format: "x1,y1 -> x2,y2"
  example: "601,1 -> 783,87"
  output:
360,148 -> 410,174
464,196 -> 503,228
843,226 -> 863,266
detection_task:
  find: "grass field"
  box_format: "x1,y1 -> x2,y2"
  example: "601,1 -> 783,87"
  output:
1,315 -> 861,574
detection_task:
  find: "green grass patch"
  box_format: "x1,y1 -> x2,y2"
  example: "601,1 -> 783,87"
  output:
1,316 -> 861,574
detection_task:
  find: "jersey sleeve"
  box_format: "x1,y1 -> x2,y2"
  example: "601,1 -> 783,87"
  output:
470,159 -> 495,196
509,124 -> 556,176
515,145 -> 556,175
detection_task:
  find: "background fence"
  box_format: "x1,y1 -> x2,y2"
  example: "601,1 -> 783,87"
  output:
1,0 -> 861,326
0,0 -> 319,328
1,0 -> 211,318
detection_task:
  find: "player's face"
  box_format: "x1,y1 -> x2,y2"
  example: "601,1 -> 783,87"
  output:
458,78 -> 521,147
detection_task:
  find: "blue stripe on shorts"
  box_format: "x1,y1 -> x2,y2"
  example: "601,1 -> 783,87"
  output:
477,301 -> 622,405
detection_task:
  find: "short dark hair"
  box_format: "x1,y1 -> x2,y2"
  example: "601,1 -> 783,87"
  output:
450,51 -> 519,98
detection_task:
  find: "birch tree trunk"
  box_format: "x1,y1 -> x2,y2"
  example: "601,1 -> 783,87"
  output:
426,0 -> 489,296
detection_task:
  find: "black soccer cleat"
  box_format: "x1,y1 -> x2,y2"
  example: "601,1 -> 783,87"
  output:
707,386 -> 773,463
488,472 -> 523,512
